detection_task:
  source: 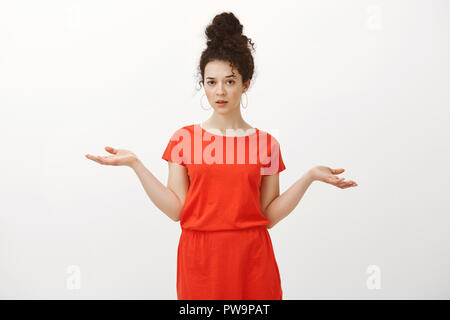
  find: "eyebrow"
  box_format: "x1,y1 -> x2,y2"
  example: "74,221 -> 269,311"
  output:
206,75 -> 236,80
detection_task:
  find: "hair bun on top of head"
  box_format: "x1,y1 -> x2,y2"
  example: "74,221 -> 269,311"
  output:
205,12 -> 245,49
198,12 -> 255,90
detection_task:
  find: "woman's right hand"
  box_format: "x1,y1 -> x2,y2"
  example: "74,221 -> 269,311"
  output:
85,146 -> 138,167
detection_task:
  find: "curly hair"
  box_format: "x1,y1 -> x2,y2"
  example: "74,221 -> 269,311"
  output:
196,12 -> 256,91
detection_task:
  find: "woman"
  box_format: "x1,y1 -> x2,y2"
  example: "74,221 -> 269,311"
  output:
85,12 -> 358,300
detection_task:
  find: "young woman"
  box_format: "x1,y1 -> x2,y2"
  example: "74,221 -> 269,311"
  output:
85,12 -> 358,300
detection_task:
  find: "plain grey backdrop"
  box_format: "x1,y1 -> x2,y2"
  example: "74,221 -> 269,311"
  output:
0,0 -> 449,299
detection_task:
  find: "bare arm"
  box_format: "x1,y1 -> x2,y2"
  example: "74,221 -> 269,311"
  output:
264,171 -> 314,229
86,146 -> 185,222
264,167 -> 358,229
131,159 -> 184,222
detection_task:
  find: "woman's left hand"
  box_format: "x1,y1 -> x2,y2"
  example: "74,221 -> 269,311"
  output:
308,166 -> 358,189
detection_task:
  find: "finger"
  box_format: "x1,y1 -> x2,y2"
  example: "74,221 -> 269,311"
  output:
95,155 -> 107,164
85,154 -> 98,162
338,180 -> 357,189
336,181 -> 350,189
332,176 -> 345,184
344,182 -> 357,189
105,146 -> 117,154
331,168 -> 345,174
345,180 -> 357,187
85,154 -> 111,165
85,154 -> 102,164
336,180 -> 349,187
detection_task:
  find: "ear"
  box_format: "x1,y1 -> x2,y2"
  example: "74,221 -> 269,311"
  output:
243,79 -> 251,93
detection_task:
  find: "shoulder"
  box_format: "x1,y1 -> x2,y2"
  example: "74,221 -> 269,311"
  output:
256,128 -> 281,145
168,124 -> 196,138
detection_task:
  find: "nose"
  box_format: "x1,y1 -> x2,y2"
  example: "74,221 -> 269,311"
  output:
216,83 -> 225,95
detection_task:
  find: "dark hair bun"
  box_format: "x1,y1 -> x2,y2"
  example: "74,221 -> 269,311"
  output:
206,12 -> 243,41
197,12 -> 256,90
205,12 -> 249,51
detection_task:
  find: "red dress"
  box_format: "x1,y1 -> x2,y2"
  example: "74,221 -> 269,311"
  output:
162,123 -> 286,300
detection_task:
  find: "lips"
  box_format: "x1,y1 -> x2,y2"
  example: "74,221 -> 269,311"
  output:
216,100 -> 228,103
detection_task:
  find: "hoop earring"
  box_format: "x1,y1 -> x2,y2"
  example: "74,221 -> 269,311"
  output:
241,92 -> 248,109
200,93 -> 211,111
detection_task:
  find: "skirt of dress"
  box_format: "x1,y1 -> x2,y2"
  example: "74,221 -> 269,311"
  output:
177,226 -> 283,300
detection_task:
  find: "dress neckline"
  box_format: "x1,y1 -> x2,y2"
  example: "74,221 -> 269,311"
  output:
198,123 -> 258,138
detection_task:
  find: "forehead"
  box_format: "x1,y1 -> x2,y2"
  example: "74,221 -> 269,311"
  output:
205,60 -> 241,78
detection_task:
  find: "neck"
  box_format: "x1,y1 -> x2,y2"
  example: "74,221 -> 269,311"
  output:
204,110 -> 249,131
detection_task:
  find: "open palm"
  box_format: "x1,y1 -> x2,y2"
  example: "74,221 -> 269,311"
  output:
310,166 -> 358,189
85,146 -> 137,167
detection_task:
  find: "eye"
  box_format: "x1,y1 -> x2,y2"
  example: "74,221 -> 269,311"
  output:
206,80 -> 235,85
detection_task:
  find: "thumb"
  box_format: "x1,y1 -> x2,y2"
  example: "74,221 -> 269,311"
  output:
332,168 -> 345,174
105,146 -> 117,154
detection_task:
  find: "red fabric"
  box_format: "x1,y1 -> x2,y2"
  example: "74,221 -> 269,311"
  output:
162,124 -> 286,299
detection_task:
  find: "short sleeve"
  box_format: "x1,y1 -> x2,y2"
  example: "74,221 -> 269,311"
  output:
162,128 -> 188,167
260,136 -> 286,176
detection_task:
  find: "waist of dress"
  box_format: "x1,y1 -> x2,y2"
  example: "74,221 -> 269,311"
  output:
181,225 -> 268,233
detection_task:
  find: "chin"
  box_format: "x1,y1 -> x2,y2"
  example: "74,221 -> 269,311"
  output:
215,108 -> 234,115
214,104 -> 236,112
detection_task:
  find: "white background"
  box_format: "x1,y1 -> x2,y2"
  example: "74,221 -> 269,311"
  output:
0,0 -> 449,299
